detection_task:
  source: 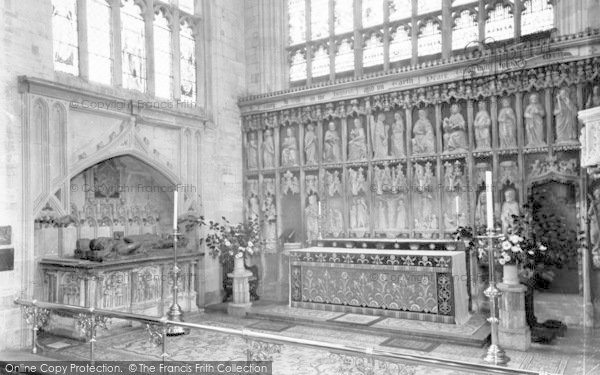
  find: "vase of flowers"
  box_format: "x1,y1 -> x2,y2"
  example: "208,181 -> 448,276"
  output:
204,217 -> 261,265
497,232 -> 547,285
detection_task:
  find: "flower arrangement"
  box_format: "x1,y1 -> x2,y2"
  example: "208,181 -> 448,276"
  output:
496,232 -> 547,266
203,217 -> 261,263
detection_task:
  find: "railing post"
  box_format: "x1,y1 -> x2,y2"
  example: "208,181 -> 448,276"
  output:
145,316 -> 170,364
76,307 -> 110,364
21,300 -> 50,354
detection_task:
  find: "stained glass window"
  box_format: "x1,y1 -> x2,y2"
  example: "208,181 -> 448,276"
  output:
521,0 -> 554,36
87,0 -> 112,84
178,0 -> 194,14
154,9 -> 172,99
334,0 -> 353,35
362,33 -> 384,67
362,0 -> 383,28
289,0 -> 307,44
52,0 -> 79,75
311,44 -> 330,77
335,38 -> 354,73
121,0 -> 146,91
452,9 -> 478,50
418,0 -> 442,15
311,0 -> 329,40
390,25 -> 412,62
290,49 -> 308,81
180,21 -> 196,102
417,19 -> 442,56
389,0 -> 412,22
485,2 -> 514,42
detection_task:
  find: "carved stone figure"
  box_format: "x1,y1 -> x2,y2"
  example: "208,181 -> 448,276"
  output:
323,122 -> 342,163
325,170 -> 341,197
247,132 -> 258,169
304,123 -> 318,164
263,194 -> 277,241
391,112 -> 405,157
524,93 -> 546,147
305,175 -> 318,195
392,165 -> 407,193
263,129 -> 275,168
387,199 -> 395,230
395,197 -> 407,229
281,127 -> 299,166
586,85 -> 600,109
443,104 -> 468,152
348,117 -> 367,160
554,87 -> 578,144
377,199 -> 387,230
589,187 -> 600,267
372,113 -> 390,158
305,194 -> 319,242
498,98 -> 517,148
475,191 -> 487,227
501,188 -> 520,234
248,195 -> 260,220
412,109 -> 435,154
354,197 -> 368,229
327,207 -> 344,236
474,101 -> 491,150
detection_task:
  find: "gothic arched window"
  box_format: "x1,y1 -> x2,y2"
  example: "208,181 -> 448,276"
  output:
180,20 -> 197,103
87,0 -> 112,84
52,0 -> 79,75
121,0 -> 147,91
154,8 -> 173,98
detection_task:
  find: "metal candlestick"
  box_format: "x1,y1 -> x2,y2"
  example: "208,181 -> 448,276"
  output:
482,228 -> 509,365
166,229 -> 190,336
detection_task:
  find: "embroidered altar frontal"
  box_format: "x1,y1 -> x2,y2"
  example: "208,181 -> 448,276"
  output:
288,247 -> 470,324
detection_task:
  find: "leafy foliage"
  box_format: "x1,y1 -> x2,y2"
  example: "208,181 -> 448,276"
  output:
203,217 -> 262,263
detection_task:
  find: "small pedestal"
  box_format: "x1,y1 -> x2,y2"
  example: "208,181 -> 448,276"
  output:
498,282 -> 531,351
227,263 -> 253,317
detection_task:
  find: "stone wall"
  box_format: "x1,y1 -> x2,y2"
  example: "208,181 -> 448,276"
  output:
0,0 -> 247,350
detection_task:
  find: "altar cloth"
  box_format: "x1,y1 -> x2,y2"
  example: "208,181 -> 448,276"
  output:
287,247 -> 470,325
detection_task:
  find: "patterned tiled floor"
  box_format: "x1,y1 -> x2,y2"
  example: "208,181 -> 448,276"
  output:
35,311 -> 600,375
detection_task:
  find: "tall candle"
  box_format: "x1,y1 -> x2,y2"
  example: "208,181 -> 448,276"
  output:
318,201 -> 322,216
455,196 -> 460,216
485,171 -> 494,229
173,189 -> 178,230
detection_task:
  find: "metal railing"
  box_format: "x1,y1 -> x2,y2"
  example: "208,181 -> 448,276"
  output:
14,298 -> 540,375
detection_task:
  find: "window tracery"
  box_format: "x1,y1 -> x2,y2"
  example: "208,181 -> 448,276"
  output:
121,0 -> 147,91
180,20 -> 196,102
154,8 -> 173,98
52,0 -> 79,75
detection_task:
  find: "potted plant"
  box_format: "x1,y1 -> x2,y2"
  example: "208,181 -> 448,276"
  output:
203,217 -> 262,301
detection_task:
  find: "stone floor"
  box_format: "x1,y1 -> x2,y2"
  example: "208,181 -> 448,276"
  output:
5,308 -> 596,375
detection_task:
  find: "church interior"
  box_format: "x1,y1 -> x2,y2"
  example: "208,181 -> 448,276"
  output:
2,0 -> 600,374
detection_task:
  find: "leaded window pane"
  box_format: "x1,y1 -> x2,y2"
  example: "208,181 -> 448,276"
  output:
335,38 -> 354,72
180,21 -> 196,103
289,0 -> 307,44
521,0 -> 554,36
87,0 -> 112,84
154,9 -> 172,99
334,0 -> 353,35
417,0 -> 441,15
362,33 -> 384,67
311,0 -> 330,40
312,44 -> 330,77
290,49 -> 308,81
484,2 -> 514,42
52,0 -> 79,75
389,0 -> 412,22
452,9 -> 478,51
362,0 -> 383,28
417,19 -> 441,56
121,0 -> 146,91
390,25 -> 412,62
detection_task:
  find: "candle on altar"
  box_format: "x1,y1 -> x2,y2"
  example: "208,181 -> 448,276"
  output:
485,171 -> 494,229
318,201 -> 322,216
173,189 -> 178,230
455,196 -> 460,216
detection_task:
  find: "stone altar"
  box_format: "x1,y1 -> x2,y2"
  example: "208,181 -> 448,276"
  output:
287,246 -> 470,324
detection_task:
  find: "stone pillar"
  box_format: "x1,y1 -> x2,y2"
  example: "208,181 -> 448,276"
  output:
227,259 -> 253,317
497,283 -> 531,351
